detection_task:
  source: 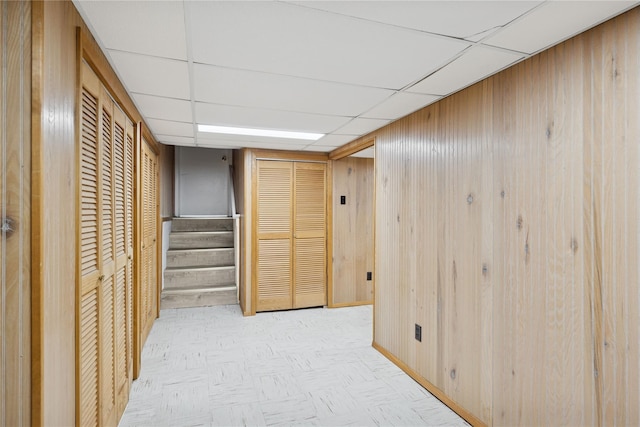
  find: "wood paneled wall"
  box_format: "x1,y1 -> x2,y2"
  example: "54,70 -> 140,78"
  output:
0,1 -> 31,425
362,7 -> 640,426
31,1 -> 161,424
32,1 -> 81,423
331,157 -> 374,306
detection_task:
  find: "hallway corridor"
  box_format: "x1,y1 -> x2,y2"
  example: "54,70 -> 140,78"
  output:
119,305 -> 468,426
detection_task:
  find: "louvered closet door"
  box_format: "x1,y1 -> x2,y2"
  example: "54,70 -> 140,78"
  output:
79,62 -> 101,427
140,139 -> 158,349
79,62 -> 134,427
112,105 -> 133,418
124,120 -> 135,391
256,161 -> 293,311
293,163 -> 327,308
99,88 -> 117,427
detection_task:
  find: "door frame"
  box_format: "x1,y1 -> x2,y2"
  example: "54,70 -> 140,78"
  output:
249,150 -> 330,315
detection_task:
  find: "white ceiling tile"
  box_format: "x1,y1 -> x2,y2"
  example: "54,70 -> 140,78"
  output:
108,50 -> 190,99
195,103 -> 351,134
73,1 -> 187,60
133,94 -> 192,123
484,1 -> 637,54
361,92 -> 440,120
199,139 -> 308,152
155,135 -> 195,146
194,64 -> 393,117
333,118 -> 391,136
187,1 -> 469,89
293,1 -> 542,39
350,147 -> 375,158
197,132 -> 315,147
146,118 -> 193,138
408,46 -> 524,96
313,134 -> 357,148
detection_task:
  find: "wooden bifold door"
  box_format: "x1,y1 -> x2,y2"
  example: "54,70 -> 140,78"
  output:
78,62 -> 134,427
256,160 -> 327,312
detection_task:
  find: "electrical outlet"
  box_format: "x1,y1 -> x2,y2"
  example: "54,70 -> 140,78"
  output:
366,271 -> 372,281
415,324 -> 422,342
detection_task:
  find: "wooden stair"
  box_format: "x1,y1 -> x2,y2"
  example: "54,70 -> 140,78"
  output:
161,218 -> 237,309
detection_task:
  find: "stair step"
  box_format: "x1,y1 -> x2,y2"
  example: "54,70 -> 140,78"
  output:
167,248 -> 234,268
164,266 -> 235,289
161,286 -> 237,309
169,231 -> 233,249
172,217 -> 233,232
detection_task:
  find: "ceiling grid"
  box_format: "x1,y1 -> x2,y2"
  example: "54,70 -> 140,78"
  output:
73,0 -> 638,155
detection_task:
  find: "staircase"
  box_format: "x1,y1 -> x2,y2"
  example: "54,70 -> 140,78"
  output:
161,217 -> 237,309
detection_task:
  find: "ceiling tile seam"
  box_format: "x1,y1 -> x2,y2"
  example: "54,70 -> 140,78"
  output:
354,91 -> 398,121
400,45 -> 476,95
130,92 -> 191,103
400,44 -> 526,96
193,61 -> 402,92
72,3 -> 152,136
481,2 -> 640,58
191,100 -> 359,121
466,0 -> 548,43
182,0 -> 199,147
105,47 -> 189,65
280,0 -> 497,46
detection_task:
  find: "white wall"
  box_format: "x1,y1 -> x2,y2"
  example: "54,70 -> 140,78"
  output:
175,147 -> 231,216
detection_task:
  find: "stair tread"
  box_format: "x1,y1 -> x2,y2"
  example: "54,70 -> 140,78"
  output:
162,285 -> 236,294
165,265 -> 235,272
170,231 -> 232,235
167,247 -> 233,253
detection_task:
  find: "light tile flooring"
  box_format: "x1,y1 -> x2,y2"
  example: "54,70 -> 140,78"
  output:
119,304 -> 469,427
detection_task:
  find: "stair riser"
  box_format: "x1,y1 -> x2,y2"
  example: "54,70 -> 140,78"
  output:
161,289 -> 237,309
169,233 -> 233,249
167,249 -> 234,268
164,268 -> 235,289
172,218 -> 233,232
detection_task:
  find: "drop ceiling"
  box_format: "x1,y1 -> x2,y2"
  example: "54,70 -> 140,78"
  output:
73,0 -> 638,155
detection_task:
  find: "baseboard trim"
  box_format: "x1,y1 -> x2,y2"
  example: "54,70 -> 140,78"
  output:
372,341 -> 486,427
328,300 -> 373,308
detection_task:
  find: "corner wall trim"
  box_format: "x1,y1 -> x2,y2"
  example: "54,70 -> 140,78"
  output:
372,341 -> 486,427
329,136 -> 374,160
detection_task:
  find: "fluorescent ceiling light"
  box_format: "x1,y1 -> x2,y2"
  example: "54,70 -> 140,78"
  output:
198,124 -> 324,141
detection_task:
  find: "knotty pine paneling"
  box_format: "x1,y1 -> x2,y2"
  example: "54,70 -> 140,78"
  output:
365,7 -> 640,426
0,1 -> 31,425
332,157 -> 374,306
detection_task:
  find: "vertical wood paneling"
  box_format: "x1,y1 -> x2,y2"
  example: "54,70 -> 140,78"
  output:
368,7 -> 640,426
332,157 -> 374,306
0,1 -> 31,425
32,1 -> 78,423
